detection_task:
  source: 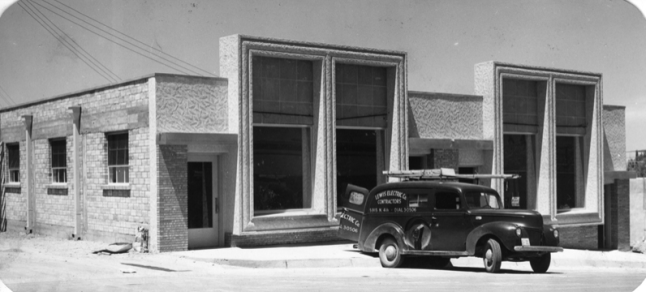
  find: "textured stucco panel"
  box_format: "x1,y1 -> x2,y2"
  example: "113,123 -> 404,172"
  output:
156,75 -> 228,133
459,148 -> 484,167
603,105 -> 626,171
408,92 -> 483,140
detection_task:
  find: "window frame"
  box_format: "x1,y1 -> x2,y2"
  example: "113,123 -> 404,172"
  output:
50,138 -> 67,184
107,132 -> 129,184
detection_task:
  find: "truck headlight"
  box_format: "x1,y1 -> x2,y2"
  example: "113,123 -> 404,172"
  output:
553,229 -> 559,238
516,228 -> 522,237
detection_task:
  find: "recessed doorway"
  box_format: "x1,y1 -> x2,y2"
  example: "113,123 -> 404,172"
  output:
187,154 -> 219,249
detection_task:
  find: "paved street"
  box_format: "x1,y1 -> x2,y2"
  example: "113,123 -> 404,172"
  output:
2,248 -> 645,292
3,261 -> 645,292
1,232 -> 645,292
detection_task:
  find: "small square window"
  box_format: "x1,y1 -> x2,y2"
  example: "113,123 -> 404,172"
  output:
7,143 -> 19,183
107,133 -> 129,184
50,139 -> 67,183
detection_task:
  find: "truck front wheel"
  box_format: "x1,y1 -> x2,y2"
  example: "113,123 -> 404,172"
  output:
483,238 -> 502,273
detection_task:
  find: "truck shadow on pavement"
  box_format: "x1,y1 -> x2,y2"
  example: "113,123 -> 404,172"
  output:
399,257 -> 563,274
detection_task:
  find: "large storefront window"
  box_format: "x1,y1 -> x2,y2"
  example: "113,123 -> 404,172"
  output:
252,56 -> 314,213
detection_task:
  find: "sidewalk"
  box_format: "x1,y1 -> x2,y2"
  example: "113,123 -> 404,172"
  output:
172,241 -> 646,270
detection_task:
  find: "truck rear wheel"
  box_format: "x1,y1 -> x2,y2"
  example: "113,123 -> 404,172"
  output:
379,237 -> 403,268
530,253 -> 551,273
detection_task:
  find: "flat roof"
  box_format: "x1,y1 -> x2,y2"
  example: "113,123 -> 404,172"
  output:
0,73 -> 227,113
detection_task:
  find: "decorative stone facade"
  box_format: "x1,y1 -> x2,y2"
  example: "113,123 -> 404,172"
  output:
474,62 -> 605,227
219,35 -> 408,246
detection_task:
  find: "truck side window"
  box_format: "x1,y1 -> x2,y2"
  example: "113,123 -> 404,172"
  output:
435,192 -> 461,210
408,193 -> 428,209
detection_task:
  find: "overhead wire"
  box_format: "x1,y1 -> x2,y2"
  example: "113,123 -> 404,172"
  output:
19,1 -> 119,83
31,0 -> 211,76
23,0 -> 121,83
0,83 -> 17,106
49,0 -> 214,77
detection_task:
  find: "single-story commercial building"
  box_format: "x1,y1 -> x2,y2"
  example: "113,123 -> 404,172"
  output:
0,35 -> 632,252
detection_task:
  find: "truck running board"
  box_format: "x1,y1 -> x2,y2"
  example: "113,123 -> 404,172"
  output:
402,250 -> 469,256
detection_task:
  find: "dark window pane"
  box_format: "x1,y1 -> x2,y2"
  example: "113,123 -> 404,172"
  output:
108,133 -> 128,166
7,144 -> 19,169
502,79 -> 539,128
188,162 -> 213,229
503,134 -> 531,209
557,136 -> 579,210
254,127 -> 305,211
555,83 -> 587,128
107,133 -> 129,183
252,56 -> 314,124
335,64 -> 387,126
336,129 -> 377,206
51,140 -> 66,168
297,60 -> 313,81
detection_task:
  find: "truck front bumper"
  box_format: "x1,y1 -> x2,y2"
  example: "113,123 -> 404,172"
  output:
513,246 -> 564,253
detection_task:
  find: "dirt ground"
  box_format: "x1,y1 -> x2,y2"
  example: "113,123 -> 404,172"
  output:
0,230 -> 147,265
0,229 -> 224,279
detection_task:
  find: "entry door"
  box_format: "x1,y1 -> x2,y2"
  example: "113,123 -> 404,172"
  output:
187,155 -> 219,249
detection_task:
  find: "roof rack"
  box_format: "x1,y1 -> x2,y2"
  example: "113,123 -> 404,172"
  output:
382,168 -> 520,181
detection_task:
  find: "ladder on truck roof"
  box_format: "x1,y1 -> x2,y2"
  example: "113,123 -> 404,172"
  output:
382,168 -> 520,181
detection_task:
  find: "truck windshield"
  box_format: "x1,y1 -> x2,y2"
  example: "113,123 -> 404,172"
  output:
464,191 -> 501,209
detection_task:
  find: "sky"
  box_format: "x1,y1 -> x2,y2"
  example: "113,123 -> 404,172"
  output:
0,0 -> 645,156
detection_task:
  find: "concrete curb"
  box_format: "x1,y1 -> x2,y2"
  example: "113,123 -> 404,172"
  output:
195,257 -> 380,269
180,248 -> 646,270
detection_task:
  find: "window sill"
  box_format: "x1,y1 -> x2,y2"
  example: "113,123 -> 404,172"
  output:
253,208 -> 319,218
556,207 -> 587,215
101,184 -> 131,190
5,182 -> 21,187
46,184 -> 68,189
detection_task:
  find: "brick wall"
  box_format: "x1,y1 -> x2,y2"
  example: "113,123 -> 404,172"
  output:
34,138 -> 73,227
560,180 -> 631,250
615,179 -> 630,250
85,128 -> 150,239
558,225 -> 598,250
230,228 -> 342,247
157,145 -> 188,252
1,79 -> 151,241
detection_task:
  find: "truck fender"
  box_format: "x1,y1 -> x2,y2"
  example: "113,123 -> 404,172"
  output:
542,225 -> 560,246
362,222 -> 407,253
466,222 -> 518,255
